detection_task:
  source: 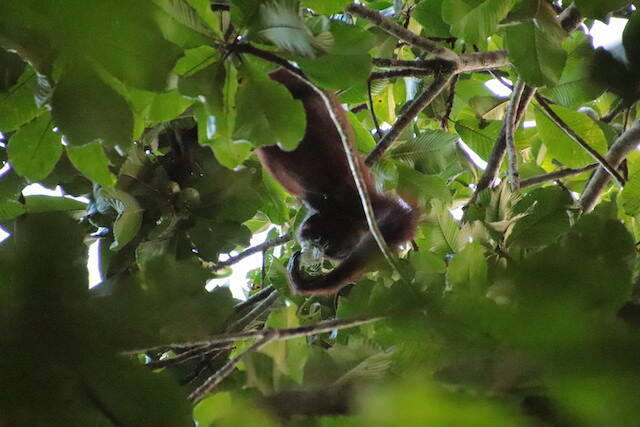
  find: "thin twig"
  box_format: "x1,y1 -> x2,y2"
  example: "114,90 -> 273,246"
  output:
520,164 -> 597,188
505,79 -> 526,190
441,74 -> 458,130
233,285 -> 275,312
580,119 -> 640,212
367,79 -> 382,139
534,94 -> 625,186
229,43 -> 304,77
189,331 -> 276,403
145,343 -> 234,369
365,70 -> 455,165
209,234 -> 291,270
346,3 -> 458,61
187,316 -> 384,403
226,289 -> 280,332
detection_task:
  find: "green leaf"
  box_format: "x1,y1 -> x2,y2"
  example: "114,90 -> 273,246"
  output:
24,195 -> 87,213
0,69 -> 42,132
98,187 -> 143,251
541,32 -> 603,108
147,90 -> 194,123
153,0 -> 216,48
188,219 -> 252,261
397,164 -> 451,205
255,0 -> 316,57
507,187 -> 572,248
303,0 -> 351,14
8,113 -> 62,181
66,142 -> 116,187
52,65 -> 133,148
534,103 -> 607,168
574,0 -> 629,19
298,20 -> 374,89
414,0 -> 452,38
421,199 -> 459,255
621,170 -> 640,216
0,200 -> 26,220
446,241 -> 488,292
260,169 -> 290,225
0,168 -> 25,202
455,119 -> 502,161
186,0 -> 223,37
442,0 -> 515,45
263,305 -> 309,383
235,69 -> 305,150
506,20 -> 567,87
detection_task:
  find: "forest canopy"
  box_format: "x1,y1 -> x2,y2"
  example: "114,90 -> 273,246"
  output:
1,1 -> 640,425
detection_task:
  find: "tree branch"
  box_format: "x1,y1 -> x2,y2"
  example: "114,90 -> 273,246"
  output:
506,79 -> 526,190
534,94 -> 625,186
456,50 -> 509,73
209,234 -> 291,270
469,86 -> 536,202
346,3 -> 458,61
365,70 -> 455,165
520,164 -> 597,188
187,316 -> 383,403
580,120 -> 640,212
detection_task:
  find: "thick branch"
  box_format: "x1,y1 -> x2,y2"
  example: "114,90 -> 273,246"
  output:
470,85 -> 536,202
346,3 -> 458,61
520,164 -> 597,188
365,70 -> 455,165
456,50 -> 509,73
506,79 -> 526,190
210,234 -> 291,270
580,120 -> 640,212
535,94 -> 625,186
369,68 -> 436,80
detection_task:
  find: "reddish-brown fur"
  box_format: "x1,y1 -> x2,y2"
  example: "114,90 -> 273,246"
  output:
257,68 -> 418,295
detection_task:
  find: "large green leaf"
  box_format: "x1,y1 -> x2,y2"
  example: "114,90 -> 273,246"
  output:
507,187 -> 572,248
235,68 -> 305,150
414,0 -> 452,38
455,119 -> 502,161
534,103 -> 607,168
446,241 -> 488,292
506,20 -> 567,87
66,142 -> 116,187
24,195 -> 87,213
574,0 -> 629,19
8,113 -> 62,181
255,0 -> 315,57
298,20 -> 374,89
51,65 -> 133,148
303,0 -> 351,14
442,0 -> 515,45
541,32 -> 603,108
0,0 -> 182,91
0,69 -> 42,132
